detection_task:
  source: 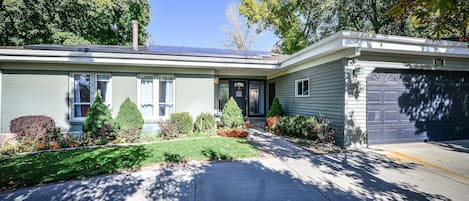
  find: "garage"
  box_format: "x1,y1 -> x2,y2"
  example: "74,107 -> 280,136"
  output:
366,69 -> 469,145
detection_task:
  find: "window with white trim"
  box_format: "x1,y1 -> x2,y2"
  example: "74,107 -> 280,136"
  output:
138,74 -> 175,118
72,73 -> 112,118
295,78 -> 309,97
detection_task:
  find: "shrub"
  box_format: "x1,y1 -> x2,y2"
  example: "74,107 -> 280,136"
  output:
217,128 -> 248,138
221,97 -> 244,128
277,115 -> 317,139
194,113 -> 216,133
10,115 -> 56,141
82,90 -> 115,144
266,116 -> 281,133
115,98 -> 144,142
115,98 -> 144,130
267,97 -> 284,117
158,121 -> 179,140
170,112 -> 193,134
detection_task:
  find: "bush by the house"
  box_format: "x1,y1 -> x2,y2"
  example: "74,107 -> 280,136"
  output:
266,97 -> 284,117
115,98 -> 144,143
273,115 -> 335,142
217,128 -> 248,138
82,90 -> 116,145
194,113 -> 216,133
221,97 -> 244,128
277,115 -> 317,139
10,115 -> 56,141
170,112 -> 193,134
158,121 -> 179,140
266,116 -> 281,133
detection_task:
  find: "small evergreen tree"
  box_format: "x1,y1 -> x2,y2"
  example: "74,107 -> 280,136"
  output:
267,97 -> 284,117
82,90 -> 114,136
115,98 -> 144,130
222,97 -> 244,128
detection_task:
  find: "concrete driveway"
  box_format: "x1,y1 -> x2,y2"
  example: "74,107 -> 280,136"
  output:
1,131 -> 468,201
370,140 -> 469,182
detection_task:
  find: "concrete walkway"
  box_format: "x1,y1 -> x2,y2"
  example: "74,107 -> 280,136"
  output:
1,129 -> 467,201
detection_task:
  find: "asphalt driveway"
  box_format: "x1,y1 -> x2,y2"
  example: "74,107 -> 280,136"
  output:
1,130 -> 467,201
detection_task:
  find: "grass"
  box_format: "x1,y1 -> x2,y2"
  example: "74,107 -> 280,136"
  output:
0,137 -> 258,191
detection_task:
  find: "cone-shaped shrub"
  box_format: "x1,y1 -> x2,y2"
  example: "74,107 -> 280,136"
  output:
267,97 -> 284,117
222,97 -> 244,128
194,112 -> 216,133
115,98 -> 144,130
82,90 -> 114,135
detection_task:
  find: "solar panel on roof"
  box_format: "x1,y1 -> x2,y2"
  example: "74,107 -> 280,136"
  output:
24,44 -> 278,59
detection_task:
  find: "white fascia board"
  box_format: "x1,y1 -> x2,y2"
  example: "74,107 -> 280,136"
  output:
0,55 -> 278,69
0,49 -> 279,65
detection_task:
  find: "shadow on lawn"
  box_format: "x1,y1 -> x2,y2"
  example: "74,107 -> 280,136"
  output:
0,145 -> 150,191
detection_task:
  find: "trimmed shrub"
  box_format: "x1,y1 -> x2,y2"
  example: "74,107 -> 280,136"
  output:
115,98 -> 144,130
82,90 -> 115,143
194,113 -> 216,133
267,97 -> 284,117
10,115 -> 56,140
170,112 -> 193,134
221,97 -> 244,128
115,98 -> 144,143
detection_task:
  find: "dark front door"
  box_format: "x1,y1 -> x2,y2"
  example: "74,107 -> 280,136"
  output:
366,69 -> 469,144
230,80 -> 247,116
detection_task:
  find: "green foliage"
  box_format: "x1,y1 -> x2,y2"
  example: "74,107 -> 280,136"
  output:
267,97 -> 284,117
221,97 -> 245,128
239,0 -> 437,54
82,90 -> 115,140
277,115 -> 317,139
170,112 -> 193,134
0,0 -> 151,46
194,113 -> 216,133
116,98 -> 144,130
389,0 -> 469,40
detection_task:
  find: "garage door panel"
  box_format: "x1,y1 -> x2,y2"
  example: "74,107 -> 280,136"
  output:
366,70 -> 469,144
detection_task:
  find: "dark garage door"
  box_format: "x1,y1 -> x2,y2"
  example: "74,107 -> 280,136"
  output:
366,69 -> 469,144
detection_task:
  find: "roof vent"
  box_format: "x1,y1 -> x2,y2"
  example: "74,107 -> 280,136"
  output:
433,58 -> 445,66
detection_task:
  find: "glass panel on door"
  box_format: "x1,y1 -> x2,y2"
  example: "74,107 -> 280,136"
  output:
249,81 -> 265,116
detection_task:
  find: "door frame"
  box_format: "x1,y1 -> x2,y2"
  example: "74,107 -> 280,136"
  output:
219,78 -> 266,117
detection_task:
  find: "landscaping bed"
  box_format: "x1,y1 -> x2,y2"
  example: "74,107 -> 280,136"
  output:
0,137 -> 258,191
281,135 -> 344,154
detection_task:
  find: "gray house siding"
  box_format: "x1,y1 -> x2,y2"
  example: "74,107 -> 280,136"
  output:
269,59 -> 346,146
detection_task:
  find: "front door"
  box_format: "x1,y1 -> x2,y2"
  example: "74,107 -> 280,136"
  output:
230,80 -> 247,116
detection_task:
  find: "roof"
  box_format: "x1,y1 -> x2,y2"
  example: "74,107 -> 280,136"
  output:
23,44 -> 283,60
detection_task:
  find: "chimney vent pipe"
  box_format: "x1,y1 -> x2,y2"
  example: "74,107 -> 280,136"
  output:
132,20 -> 138,51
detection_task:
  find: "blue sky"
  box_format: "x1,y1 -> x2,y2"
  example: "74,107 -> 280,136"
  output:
148,0 -> 278,51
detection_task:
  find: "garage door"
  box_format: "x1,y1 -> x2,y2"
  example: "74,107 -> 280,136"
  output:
366,69 -> 469,144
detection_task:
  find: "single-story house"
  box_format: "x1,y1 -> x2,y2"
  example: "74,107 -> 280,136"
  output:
0,31 -> 468,147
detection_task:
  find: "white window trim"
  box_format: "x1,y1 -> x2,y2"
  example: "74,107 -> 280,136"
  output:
295,78 -> 310,97
137,74 -> 176,121
69,72 -> 112,121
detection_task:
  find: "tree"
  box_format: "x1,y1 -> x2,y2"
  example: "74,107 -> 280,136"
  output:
389,0 -> 469,40
0,0 -> 150,46
239,0 -> 412,54
223,2 -> 258,50
222,97 -> 245,128
267,97 -> 284,117
115,97 -> 144,130
82,90 -> 114,135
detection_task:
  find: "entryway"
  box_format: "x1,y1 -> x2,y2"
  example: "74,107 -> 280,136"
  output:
216,79 -> 265,117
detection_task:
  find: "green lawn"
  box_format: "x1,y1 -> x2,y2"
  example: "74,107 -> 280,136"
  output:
0,137 -> 258,191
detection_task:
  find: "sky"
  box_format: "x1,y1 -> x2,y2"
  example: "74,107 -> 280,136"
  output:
147,0 -> 278,51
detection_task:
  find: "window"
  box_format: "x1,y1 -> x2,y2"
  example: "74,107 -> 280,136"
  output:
295,78 -> 309,97
71,73 -> 112,118
138,74 -> 175,118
